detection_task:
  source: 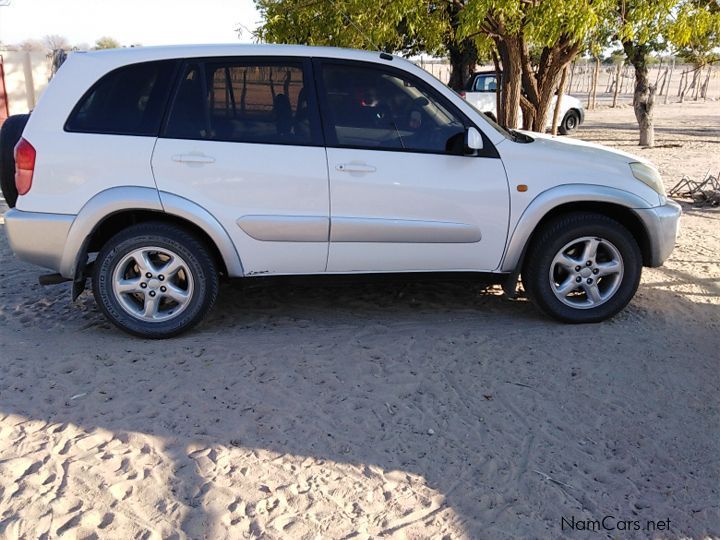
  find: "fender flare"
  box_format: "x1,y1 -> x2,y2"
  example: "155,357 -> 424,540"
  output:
499,183 -> 654,273
59,186 -> 244,279
159,190 -> 244,276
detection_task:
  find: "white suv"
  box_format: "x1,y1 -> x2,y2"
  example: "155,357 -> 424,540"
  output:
461,71 -> 584,134
3,45 -> 680,338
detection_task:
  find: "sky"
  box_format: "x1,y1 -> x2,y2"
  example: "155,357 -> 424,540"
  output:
0,0 -> 261,47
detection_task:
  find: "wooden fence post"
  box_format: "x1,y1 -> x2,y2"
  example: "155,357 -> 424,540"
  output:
664,59 -> 674,104
612,61 -> 623,107
590,57 -> 600,109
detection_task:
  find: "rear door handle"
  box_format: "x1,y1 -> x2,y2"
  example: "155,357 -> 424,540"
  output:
336,163 -> 376,173
172,154 -> 216,164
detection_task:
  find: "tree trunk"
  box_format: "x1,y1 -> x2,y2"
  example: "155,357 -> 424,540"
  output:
515,36 -> 581,132
447,38 -> 478,91
678,70 -> 686,98
612,61 -> 623,107
532,84 -> 555,132
495,37 -> 522,129
624,41 -> 655,147
491,50 -> 503,122
551,66 -> 568,135
692,68 -> 702,100
658,67 -> 668,98
701,67 -> 711,99
445,0 -> 477,92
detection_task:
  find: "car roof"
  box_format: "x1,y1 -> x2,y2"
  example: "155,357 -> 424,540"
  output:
75,43 -> 406,66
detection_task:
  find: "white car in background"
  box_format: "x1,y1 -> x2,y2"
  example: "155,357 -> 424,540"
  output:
2,45 -> 678,338
461,70 -> 585,134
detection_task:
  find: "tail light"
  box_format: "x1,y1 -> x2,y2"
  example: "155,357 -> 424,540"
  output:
14,138 -> 36,196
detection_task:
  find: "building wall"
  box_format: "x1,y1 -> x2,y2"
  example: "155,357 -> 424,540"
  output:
0,51 -> 53,117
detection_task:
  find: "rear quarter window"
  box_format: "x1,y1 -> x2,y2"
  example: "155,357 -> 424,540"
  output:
65,60 -> 177,136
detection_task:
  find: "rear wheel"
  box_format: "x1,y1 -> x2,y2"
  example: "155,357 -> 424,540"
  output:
522,213 -> 642,323
93,222 -> 219,338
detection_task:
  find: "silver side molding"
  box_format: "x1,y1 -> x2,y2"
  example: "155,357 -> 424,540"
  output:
237,215 -> 329,242
331,217 -> 482,243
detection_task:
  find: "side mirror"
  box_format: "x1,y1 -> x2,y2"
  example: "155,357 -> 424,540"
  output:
465,126 -> 484,152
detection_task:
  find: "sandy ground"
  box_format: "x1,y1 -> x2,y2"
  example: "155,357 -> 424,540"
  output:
0,101 -> 718,539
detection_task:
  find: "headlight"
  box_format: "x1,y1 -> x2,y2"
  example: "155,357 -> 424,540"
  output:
630,162 -> 666,196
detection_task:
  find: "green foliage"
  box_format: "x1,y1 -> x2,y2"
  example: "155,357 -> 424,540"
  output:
254,0 -> 446,54
94,37 -> 122,50
459,0 -> 609,47
614,0 -> 676,46
668,0 -> 720,66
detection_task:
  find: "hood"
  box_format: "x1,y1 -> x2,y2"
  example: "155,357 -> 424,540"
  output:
518,131 -> 654,169
497,130 -> 664,207
562,94 -> 584,109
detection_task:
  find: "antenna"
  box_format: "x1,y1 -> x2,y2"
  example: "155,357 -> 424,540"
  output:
328,0 -> 382,52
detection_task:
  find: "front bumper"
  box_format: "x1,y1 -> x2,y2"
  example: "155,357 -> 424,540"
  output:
634,199 -> 682,267
4,209 -> 75,274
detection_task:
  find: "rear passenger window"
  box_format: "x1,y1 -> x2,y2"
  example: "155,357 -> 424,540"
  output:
66,61 -> 176,136
163,60 -> 318,145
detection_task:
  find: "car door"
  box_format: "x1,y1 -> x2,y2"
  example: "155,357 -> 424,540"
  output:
151,57 -> 329,275
316,60 -> 510,273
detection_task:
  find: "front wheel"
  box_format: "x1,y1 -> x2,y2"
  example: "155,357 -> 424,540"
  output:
93,222 -> 219,338
522,213 -> 642,323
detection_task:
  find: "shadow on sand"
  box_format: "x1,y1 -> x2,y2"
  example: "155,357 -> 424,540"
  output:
1,271 -> 719,538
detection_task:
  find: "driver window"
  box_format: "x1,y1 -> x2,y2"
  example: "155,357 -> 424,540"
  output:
320,63 -> 466,154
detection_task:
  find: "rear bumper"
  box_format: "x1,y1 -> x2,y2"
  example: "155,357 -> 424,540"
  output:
4,209 -> 75,274
634,199 -> 682,267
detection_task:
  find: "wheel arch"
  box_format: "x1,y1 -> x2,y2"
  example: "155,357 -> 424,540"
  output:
501,185 -> 654,274
59,187 -> 244,284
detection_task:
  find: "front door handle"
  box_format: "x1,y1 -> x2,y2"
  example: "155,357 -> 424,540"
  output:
172,153 -> 216,164
336,163 -> 376,173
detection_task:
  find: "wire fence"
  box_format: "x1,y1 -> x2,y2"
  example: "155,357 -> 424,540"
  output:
414,58 -> 720,106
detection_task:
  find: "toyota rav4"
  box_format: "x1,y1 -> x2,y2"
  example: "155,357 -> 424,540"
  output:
2,45 -> 681,338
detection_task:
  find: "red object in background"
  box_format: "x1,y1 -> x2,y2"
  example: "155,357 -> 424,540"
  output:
0,56 -> 8,125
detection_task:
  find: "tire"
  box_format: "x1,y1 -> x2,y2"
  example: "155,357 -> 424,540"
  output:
0,114 -> 30,208
522,213 -> 642,323
92,222 -> 219,338
558,110 -> 580,135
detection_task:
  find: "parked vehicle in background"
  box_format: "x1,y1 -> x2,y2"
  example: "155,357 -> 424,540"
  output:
461,70 -> 584,134
2,45 -> 679,338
